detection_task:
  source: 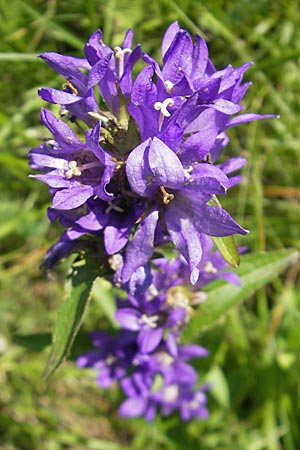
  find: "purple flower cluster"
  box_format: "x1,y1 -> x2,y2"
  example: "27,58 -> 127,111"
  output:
30,21 -> 273,286
78,242 -> 238,420
30,22 -> 274,420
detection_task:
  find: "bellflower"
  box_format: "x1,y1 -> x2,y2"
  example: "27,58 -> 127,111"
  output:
30,22 -> 275,285
77,239 -> 241,420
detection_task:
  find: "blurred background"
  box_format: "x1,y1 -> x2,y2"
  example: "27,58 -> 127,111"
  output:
0,1 -> 299,449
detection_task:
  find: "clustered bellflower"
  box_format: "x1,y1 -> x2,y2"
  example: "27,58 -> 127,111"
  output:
78,241 -> 238,420
30,22 -> 275,420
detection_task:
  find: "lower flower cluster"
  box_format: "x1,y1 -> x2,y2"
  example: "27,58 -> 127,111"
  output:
77,241 -> 240,420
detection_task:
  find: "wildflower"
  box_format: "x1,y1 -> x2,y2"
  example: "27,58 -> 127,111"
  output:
30,22 -> 275,285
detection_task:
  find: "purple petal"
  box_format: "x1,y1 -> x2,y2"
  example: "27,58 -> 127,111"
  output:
119,397 -> 147,417
228,113 -> 279,128
138,327 -> 163,353
40,109 -> 83,149
162,30 -> 193,84
161,21 -> 180,57
52,185 -> 93,209
39,52 -> 88,93
189,163 -> 230,193
104,220 -> 133,254
191,34 -> 209,78
121,208 -> 159,283
158,122 -> 183,151
39,88 -> 83,105
119,44 -> 141,97
87,51 -> 112,89
174,361 -> 197,384
210,99 -> 242,114
217,157 -> 247,174
126,138 -> 152,196
31,172 -> 71,189
148,137 -> 184,189
180,344 -> 209,359
115,308 -> 141,330
184,106 -> 227,135
29,153 -> 68,171
130,65 -> 157,107
164,210 -> 203,284
195,77 -> 221,102
175,202 -> 248,236
98,69 -> 120,116
122,28 -> 134,48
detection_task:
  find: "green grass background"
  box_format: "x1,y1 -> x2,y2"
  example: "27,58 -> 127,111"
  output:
0,0 -> 299,449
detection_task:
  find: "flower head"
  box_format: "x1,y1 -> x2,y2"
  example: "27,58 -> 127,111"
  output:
30,22 -> 275,285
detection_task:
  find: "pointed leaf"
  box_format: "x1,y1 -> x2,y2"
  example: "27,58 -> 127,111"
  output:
43,258 -> 99,380
212,235 -> 240,267
184,248 -> 299,339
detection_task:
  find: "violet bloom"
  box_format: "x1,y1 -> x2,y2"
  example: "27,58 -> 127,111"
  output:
118,342 -> 210,421
38,29 -> 141,124
77,330 -> 138,388
115,293 -> 186,354
153,235 -> 243,290
30,22 -> 275,284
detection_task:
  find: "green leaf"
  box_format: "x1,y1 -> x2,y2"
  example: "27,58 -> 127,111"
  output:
92,278 -> 119,328
212,235 -> 240,267
209,195 -> 241,267
43,258 -> 99,380
206,365 -> 230,409
13,333 -> 52,352
184,248 -> 299,339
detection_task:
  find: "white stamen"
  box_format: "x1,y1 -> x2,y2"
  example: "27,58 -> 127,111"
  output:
108,253 -> 123,271
65,160 -> 100,179
88,111 -> 109,124
163,385 -> 179,402
139,314 -> 159,328
183,165 -> 194,180
204,261 -> 217,274
189,391 -> 206,409
105,355 -> 116,365
164,80 -> 174,93
154,98 -> 174,131
45,139 -> 58,148
154,98 -> 174,117
156,351 -> 174,366
105,201 -> 124,214
114,46 -> 132,78
146,284 -> 159,301
65,160 -> 82,179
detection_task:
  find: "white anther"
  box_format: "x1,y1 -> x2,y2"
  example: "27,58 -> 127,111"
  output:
189,391 -> 206,409
105,201 -> 124,214
204,261 -> 217,274
114,46 -> 132,78
154,98 -> 175,131
146,284 -> 159,301
65,160 -> 82,179
163,385 -> 179,402
108,254 -> 123,271
156,351 -> 174,366
88,111 -> 109,123
167,286 -> 190,310
164,80 -> 174,93
65,160 -> 100,179
45,139 -> 58,148
139,314 -> 159,328
183,165 -> 194,180
154,98 -> 174,118
105,355 -> 116,365
114,46 -> 132,58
